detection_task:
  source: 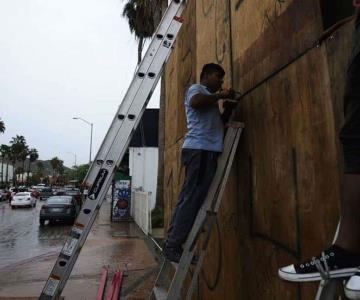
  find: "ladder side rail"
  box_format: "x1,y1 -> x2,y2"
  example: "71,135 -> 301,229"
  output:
167,128 -> 239,300
41,2 -> 187,298
41,4 -> 187,299
83,0 -> 186,183
40,165 -> 116,299
50,5 -> 184,278
56,174 -> 115,296
86,5 -> 185,170
103,20 -> 183,164
184,127 -> 243,300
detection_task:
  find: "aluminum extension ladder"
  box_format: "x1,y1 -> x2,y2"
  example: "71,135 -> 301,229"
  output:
150,122 -> 244,300
39,1 -> 187,298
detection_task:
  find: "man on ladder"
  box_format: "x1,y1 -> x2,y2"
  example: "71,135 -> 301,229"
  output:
278,2 -> 360,299
163,63 -> 239,263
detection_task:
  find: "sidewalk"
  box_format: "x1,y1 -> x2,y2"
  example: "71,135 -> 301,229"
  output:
0,198 -> 163,300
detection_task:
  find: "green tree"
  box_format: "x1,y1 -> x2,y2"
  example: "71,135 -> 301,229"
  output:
0,144 -> 9,185
0,119 -> 5,134
9,135 -> 28,186
74,164 -> 90,184
50,157 -> 64,184
27,148 -> 39,184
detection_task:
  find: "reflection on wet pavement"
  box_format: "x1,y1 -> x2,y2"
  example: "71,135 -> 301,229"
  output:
0,198 -> 161,299
0,202 -> 71,268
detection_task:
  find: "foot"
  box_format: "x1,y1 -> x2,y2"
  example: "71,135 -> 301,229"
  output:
163,245 -> 198,265
345,269 -> 360,299
278,245 -> 360,282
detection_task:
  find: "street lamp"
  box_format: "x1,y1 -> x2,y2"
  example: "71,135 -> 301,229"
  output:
73,117 -> 93,164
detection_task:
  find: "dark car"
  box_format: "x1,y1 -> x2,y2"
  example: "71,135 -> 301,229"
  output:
39,196 -> 80,226
64,188 -> 83,207
39,187 -> 53,201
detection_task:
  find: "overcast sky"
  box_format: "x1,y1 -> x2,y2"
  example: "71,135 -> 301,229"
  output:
0,0 -> 160,167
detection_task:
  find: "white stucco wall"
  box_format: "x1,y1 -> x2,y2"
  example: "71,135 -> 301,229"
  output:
0,163 -> 14,183
129,147 -> 158,210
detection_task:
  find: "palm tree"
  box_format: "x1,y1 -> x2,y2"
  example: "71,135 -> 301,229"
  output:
9,135 -> 28,186
0,145 -> 11,185
122,0 -> 157,64
27,148 -> 39,184
19,148 -> 29,184
0,144 -> 9,185
0,119 -> 5,134
50,157 -> 64,183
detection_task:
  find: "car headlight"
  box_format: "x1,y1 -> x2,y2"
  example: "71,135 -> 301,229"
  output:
27,198 -> 31,200
66,208 -> 71,214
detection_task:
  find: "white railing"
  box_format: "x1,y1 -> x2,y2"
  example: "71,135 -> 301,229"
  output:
131,190 -> 152,235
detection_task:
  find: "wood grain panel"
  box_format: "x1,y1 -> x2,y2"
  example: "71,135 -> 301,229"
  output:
230,0 -> 323,93
235,45 -> 340,299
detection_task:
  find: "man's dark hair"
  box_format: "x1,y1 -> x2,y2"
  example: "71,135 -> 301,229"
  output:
200,63 -> 225,80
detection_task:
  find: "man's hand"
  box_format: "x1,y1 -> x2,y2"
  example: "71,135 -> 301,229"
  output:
218,88 -> 236,99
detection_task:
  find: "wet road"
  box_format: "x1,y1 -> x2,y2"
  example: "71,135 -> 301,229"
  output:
0,201 -> 71,268
0,198 -> 161,299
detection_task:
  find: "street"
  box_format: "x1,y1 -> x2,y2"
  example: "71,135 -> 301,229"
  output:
0,201 -> 70,269
0,198 -> 161,299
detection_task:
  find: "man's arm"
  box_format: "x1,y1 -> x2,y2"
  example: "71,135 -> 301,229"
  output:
190,88 -> 235,109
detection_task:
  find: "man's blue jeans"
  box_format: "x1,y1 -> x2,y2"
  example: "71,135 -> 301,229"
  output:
166,149 -> 218,248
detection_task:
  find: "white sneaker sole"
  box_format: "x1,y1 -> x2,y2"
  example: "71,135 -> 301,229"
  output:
278,267 -> 357,282
345,275 -> 360,299
345,288 -> 360,300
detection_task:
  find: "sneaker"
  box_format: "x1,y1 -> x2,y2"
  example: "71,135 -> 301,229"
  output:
345,269 -> 360,299
163,245 -> 198,265
278,245 -> 360,282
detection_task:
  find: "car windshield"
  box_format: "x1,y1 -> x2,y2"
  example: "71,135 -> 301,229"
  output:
46,197 -> 72,204
42,188 -> 52,192
16,193 -> 29,196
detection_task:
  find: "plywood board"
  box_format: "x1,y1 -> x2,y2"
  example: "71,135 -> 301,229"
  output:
230,0 -> 323,92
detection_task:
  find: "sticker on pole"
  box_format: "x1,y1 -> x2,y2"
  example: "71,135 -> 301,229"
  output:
43,276 -> 60,296
61,237 -> 78,257
88,169 -> 108,200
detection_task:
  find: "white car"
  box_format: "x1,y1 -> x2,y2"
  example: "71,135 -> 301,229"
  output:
11,192 -> 36,208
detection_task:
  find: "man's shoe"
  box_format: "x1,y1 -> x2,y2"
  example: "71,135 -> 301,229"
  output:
345,269 -> 360,299
163,245 -> 198,265
278,245 -> 360,282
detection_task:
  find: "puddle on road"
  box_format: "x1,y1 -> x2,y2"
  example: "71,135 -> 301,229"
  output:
0,203 -> 71,268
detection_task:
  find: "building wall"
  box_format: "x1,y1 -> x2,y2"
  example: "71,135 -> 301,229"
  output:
0,163 -> 14,184
129,147 -> 158,210
163,1 -> 354,299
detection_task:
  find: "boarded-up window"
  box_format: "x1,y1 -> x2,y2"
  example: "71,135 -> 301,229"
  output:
321,0 -> 355,29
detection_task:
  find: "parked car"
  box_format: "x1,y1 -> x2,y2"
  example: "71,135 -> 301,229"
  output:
39,196 -> 80,225
64,188 -> 83,206
11,192 -> 37,208
40,188 -> 53,201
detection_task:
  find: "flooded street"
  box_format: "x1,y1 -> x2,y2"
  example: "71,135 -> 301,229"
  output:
0,201 -> 70,269
0,199 -> 161,299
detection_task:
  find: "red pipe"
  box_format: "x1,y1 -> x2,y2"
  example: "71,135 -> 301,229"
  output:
96,266 -> 108,300
111,270 -> 124,300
